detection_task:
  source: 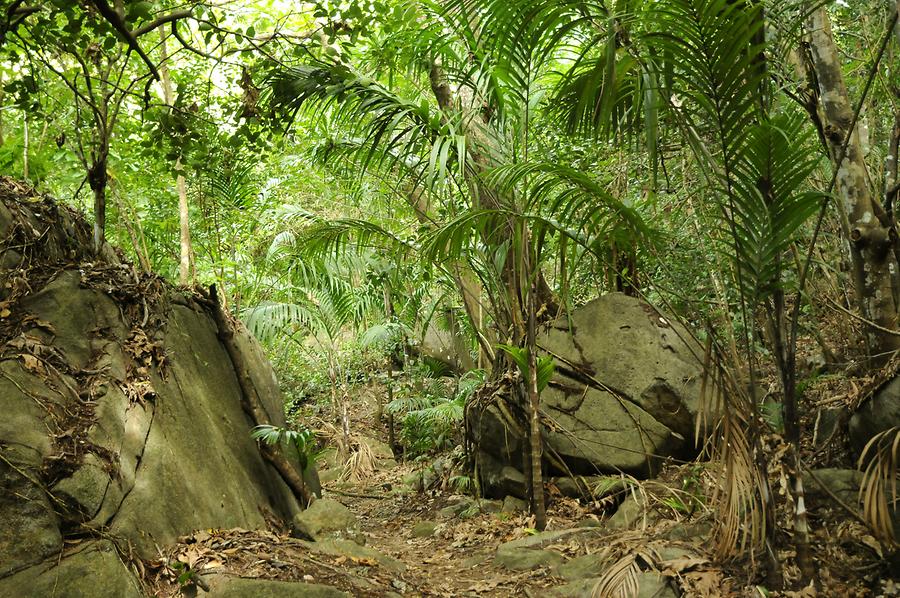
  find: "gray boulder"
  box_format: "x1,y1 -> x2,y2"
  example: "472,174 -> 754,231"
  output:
471,293 -> 704,495
0,541 -> 142,598
849,375 -> 900,456
0,184 -> 321,595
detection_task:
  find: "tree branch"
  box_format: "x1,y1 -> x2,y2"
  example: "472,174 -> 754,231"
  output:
132,9 -> 192,37
87,0 -> 162,79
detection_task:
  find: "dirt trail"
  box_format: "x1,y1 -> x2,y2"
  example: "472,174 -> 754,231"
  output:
328,470 -> 560,597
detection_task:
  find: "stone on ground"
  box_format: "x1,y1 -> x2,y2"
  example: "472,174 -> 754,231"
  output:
556,553 -> 609,580
501,495 -> 528,513
412,520 -> 438,538
496,528 -> 603,572
206,576 -> 350,597
849,375 -> 900,456
299,538 -> 407,573
292,498 -> 357,540
550,572 -> 678,598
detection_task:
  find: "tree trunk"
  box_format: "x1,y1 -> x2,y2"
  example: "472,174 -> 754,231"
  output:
22,114 -> 28,180
176,159 -> 192,284
807,7 -> 900,364
159,30 -> 193,285
89,156 -> 108,253
525,260 -> 546,530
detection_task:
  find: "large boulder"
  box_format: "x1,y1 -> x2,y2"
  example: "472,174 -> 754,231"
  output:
849,375 -> 900,456
471,293 -> 704,496
0,179 -> 319,594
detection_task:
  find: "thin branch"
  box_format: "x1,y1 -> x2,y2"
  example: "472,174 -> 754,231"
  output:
87,0 -> 161,79
132,9 -> 192,37
823,297 -> 900,337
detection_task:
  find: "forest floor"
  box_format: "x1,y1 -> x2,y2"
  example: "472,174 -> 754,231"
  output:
152,382 -> 898,597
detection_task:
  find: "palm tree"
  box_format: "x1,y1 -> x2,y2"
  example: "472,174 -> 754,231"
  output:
469,0 -> 832,584
264,0 -> 654,528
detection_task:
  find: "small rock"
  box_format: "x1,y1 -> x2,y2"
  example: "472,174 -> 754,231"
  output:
496,546 -> 565,571
318,468 -> 344,485
803,468 -> 862,508
206,575 -> 350,597
501,496 -> 528,514
292,499 -> 357,540
556,553 -> 607,581
357,435 -> 397,469
662,521 -> 712,542
401,471 -> 424,492
478,499 -> 503,514
849,375 -> 900,456
552,476 -> 627,499
422,467 -> 438,490
439,498 -> 474,519
607,494 -> 653,530
499,466 -> 526,498
411,521 -> 437,538
299,538 -> 406,573
550,572 -> 677,598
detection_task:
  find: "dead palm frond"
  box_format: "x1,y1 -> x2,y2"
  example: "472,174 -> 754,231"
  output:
340,434 -> 378,483
858,426 -> 899,544
588,533 -> 664,598
699,352 -> 770,560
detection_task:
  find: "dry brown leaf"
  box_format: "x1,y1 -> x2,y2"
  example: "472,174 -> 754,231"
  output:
21,353 -> 43,373
350,556 -> 377,566
659,556 -> 708,574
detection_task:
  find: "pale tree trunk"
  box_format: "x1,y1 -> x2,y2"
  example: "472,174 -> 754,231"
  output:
807,8 -> 900,364
22,113 -> 28,179
159,29 -> 193,285
405,181 -> 496,366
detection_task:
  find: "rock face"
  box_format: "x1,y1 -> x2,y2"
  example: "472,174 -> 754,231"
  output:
471,293 -> 704,496
0,179 -> 319,595
849,375 -> 900,456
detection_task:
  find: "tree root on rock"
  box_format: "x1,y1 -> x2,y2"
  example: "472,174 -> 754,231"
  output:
204,284 -> 314,508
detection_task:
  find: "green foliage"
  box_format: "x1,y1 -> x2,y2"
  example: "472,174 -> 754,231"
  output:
497,344 -> 555,392
251,424 -> 319,470
388,366 -> 484,457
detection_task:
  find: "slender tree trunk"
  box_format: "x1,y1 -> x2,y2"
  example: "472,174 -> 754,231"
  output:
159,29 -> 193,285
525,262 -> 546,530
22,114 -> 28,180
89,153 -> 108,253
176,161 -> 192,283
112,186 -> 151,272
0,73 -> 5,146
807,7 -> 900,364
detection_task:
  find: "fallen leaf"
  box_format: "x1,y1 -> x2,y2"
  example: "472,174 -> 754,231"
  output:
659,556 -> 708,574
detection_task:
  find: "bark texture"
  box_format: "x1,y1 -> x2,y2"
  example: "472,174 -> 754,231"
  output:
807,8 -> 900,363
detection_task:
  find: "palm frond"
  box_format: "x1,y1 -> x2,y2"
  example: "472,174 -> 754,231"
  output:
724,113 -> 823,301
267,61 -> 466,191
858,426 -> 899,544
